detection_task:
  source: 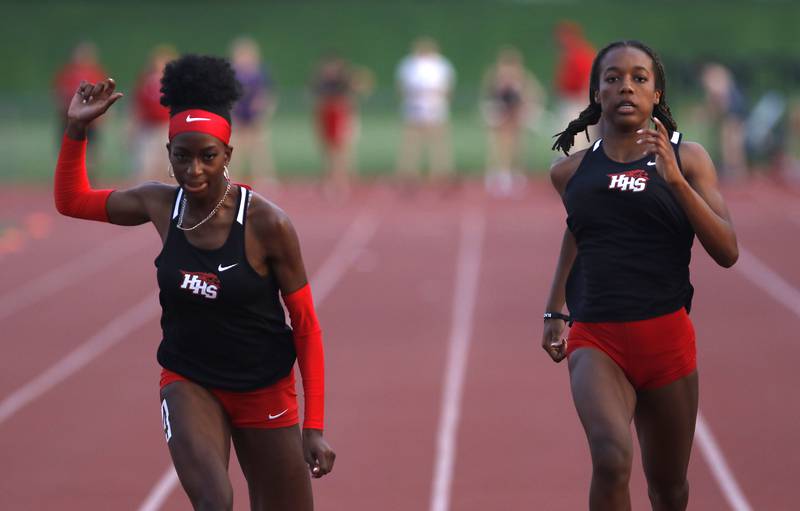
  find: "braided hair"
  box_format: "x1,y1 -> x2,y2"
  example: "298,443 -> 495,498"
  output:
160,54 -> 242,123
552,40 -> 678,155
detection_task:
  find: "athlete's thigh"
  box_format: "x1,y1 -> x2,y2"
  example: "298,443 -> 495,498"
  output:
568,348 -> 637,447
634,370 -> 699,484
232,425 -> 313,511
160,382 -> 232,497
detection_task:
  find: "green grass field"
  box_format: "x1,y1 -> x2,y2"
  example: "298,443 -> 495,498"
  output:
0,109 -> 563,182
2,104 -> 715,183
0,0 -> 785,181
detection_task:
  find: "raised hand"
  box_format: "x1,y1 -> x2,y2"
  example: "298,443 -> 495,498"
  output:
67,78 -> 124,127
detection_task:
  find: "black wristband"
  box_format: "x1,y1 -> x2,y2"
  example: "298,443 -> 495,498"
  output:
543,311 -> 573,325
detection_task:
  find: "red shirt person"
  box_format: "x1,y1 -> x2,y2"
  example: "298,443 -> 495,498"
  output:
54,42 -> 107,128
130,45 -> 176,180
553,21 -> 596,150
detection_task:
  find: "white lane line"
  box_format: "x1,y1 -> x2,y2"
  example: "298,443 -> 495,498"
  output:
136,466 -> 179,511
137,210 -> 381,511
692,243 -> 800,511
429,210 -> 485,511
0,229 -> 151,322
735,246 -> 800,317
696,414 -> 753,511
306,212 -> 381,303
0,294 -> 159,425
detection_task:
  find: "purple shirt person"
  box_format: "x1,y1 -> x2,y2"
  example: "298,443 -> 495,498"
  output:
230,37 -> 277,186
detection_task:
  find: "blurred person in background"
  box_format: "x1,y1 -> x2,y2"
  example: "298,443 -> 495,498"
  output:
545,40 -> 738,511
395,36 -> 456,189
130,44 -> 177,182
53,41 -> 107,176
312,53 -> 374,201
783,98 -> 800,185
481,46 -> 545,197
231,36 -> 278,189
700,62 -> 748,180
554,21 -> 596,152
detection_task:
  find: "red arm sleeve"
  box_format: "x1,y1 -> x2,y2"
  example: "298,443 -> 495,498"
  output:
282,284 -> 325,430
54,134 -> 113,222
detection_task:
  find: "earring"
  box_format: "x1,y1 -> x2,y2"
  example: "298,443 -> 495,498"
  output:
168,165 -> 174,178
224,165 -> 230,180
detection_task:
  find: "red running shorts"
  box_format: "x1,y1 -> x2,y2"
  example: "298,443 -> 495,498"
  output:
160,368 -> 299,429
317,99 -> 352,148
566,308 -> 696,390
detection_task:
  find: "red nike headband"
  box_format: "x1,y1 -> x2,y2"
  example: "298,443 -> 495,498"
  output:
168,109 -> 232,144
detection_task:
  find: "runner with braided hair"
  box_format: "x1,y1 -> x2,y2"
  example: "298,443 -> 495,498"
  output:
552,40 -> 678,155
542,40 -> 738,511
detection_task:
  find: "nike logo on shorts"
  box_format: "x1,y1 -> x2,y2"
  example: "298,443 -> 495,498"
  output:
646,161 -> 656,166
268,409 -> 288,420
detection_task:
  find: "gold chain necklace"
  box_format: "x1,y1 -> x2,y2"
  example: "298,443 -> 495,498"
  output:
177,180 -> 232,231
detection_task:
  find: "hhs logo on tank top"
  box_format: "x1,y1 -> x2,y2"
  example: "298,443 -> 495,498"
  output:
607,169 -> 650,192
155,184 -> 298,391
179,270 -> 220,299
563,133 -> 696,323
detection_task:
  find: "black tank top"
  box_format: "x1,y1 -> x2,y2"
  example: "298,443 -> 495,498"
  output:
155,186 -> 295,391
564,132 -> 695,322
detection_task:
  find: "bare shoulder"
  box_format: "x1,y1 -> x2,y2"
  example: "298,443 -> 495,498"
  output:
246,191 -> 295,242
678,141 -> 715,181
106,180 -> 177,226
142,180 -> 178,201
111,180 -> 176,201
549,148 -> 588,196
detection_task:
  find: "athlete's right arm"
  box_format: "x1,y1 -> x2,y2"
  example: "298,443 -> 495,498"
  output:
541,153 -> 582,363
55,78 -> 173,227
542,228 -> 577,363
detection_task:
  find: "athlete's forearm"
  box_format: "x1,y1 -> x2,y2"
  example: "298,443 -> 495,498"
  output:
670,178 -> 738,267
544,228 -> 577,312
54,134 -> 112,222
283,284 -> 325,430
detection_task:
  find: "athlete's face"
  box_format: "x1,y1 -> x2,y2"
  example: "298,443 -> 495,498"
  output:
167,132 -> 233,197
594,46 -> 662,130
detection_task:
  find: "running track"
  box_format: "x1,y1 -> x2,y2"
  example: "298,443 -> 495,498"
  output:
0,179 -> 797,510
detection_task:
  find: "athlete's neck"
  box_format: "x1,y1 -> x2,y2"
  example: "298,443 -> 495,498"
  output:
182,182 -> 235,225
598,118 -> 650,163
184,180 -> 231,210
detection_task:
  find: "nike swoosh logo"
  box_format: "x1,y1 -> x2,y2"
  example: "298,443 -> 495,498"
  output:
646,161 -> 656,166
268,409 -> 288,420
186,115 -> 211,123
218,263 -> 238,272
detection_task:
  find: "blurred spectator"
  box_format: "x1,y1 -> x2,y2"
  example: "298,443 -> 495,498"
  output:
783,99 -> 800,185
53,42 -> 107,175
312,53 -> 374,201
130,44 -> 176,182
481,46 -> 545,197
230,37 -> 277,188
553,21 -> 596,150
395,37 -> 455,187
701,62 -> 748,179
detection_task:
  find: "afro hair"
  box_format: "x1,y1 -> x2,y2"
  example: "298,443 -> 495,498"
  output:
160,54 -> 242,120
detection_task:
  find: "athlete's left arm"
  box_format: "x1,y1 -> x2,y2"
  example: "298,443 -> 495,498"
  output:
255,204 -> 336,478
641,118 -> 739,268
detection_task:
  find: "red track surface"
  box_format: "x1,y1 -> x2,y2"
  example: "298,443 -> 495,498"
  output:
0,180 -> 797,510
